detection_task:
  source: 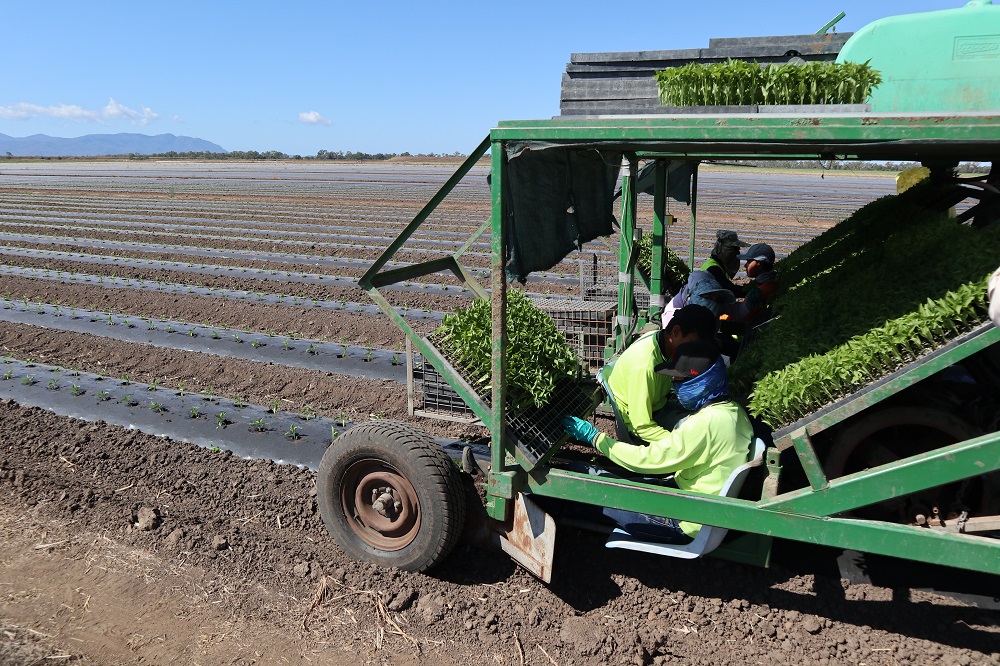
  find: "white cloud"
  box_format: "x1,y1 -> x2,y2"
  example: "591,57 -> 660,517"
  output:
298,110 -> 331,126
102,98 -> 158,126
0,98 -> 158,126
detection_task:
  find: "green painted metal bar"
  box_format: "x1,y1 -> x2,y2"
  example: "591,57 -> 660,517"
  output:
368,254 -> 489,302
762,430 -> 1000,516
450,261 -> 490,301
816,11 -> 846,35
649,160 -> 667,322
615,158 -> 638,352
774,324 -> 1000,448
493,114 -> 1000,140
367,256 -> 462,288
688,163 -> 698,267
454,217 -> 491,260
488,139 -> 509,521
526,469 -> 1000,575
360,135 -> 490,289
790,427 -> 830,491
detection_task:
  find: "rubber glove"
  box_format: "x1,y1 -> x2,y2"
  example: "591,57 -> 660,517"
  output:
563,416 -> 600,445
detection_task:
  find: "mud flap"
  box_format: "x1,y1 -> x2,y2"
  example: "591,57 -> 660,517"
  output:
497,493 -> 556,583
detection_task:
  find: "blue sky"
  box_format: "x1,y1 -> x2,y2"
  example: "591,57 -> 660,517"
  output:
1,1 -> 963,155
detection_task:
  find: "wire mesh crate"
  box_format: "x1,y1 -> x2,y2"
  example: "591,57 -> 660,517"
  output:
578,253 -> 651,310
531,297 -> 617,369
410,352 -> 480,423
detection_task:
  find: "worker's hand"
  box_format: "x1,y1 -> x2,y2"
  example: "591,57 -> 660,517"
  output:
562,416 -> 600,445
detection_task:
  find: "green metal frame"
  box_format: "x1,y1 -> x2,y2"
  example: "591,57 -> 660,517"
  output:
360,113 -> 1000,575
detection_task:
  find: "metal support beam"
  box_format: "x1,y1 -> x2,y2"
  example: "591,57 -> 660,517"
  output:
761,430 -> 1000,516
487,139 -> 510,522
650,160 -> 667,322
526,467 -> 1000,575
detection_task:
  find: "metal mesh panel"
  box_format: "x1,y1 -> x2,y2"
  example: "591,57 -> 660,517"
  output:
577,253 -> 651,310
422,332 -> 599,466
531,297 -> 616,369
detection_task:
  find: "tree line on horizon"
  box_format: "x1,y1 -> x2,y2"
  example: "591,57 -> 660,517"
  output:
136,149 -> 469,161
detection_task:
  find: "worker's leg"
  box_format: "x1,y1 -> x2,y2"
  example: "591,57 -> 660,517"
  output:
600,507 -> 692,544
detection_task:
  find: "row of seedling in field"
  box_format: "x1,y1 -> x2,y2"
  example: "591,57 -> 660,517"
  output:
0,229 -> 581,284
0,355 -> 355,440
0,265 -> 447,321
0,297 -> 409,372
0,216 -> 493,256
0,196 -> 486,227
0,244 -> 474,296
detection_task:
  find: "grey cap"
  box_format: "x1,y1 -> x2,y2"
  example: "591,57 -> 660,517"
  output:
737,243 -> 776,265
716,229 -> 750,248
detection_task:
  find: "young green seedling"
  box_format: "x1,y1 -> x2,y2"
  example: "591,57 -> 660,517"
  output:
70,384 -> 84,396
21,375 -> 36,386
149,401 -> 167,413
189,406 -> 201,418
215,411 -> 229,428
96,390 -> 111,401
285,424 -> 301,440
249,417 -> 269,432
46,378 -> 60,391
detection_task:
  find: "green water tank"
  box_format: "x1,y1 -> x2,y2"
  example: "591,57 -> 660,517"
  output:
837,0 -> 1000,112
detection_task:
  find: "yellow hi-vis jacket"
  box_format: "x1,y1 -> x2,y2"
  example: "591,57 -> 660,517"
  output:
593,401 -> 753,538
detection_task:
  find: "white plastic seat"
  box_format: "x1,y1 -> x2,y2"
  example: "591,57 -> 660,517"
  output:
604,437 -> 767,559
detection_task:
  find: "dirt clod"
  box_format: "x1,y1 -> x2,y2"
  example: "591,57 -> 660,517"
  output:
135,506 -> 160,531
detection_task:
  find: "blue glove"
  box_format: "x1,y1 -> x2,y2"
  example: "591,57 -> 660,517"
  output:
563,416 -> 600,445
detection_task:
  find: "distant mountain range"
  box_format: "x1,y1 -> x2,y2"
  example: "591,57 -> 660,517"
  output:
0,133 -> 227,157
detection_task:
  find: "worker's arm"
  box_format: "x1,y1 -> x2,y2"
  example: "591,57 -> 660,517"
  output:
619,365 -> 673,444
593,414 -> 708,475
704,264 -> 747,298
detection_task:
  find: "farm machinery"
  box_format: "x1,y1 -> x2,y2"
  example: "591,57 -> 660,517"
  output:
317,2 -> 1000,583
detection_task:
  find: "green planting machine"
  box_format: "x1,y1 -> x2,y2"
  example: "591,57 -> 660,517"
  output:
316,2 -> 1000,583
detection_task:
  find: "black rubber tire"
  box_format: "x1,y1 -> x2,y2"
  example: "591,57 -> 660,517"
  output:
823,406 -> 985,521
317,420 -> 467,572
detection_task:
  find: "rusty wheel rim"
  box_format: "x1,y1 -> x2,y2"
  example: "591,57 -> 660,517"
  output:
340,459 -> 420,551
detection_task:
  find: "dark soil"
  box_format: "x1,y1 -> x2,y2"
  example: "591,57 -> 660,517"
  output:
2,401 -> 998,666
